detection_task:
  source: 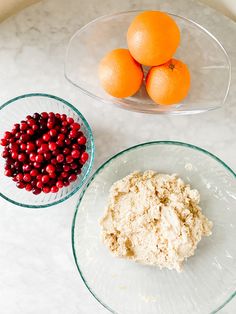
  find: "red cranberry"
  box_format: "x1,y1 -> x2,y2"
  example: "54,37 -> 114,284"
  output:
25,184 -> 33,192
36,174 -> 43,181
56,180 -> 64,189
51,186 -> 59,193
14,161 -> 21,169
56,140 -> 63,147
43,186 -> 50,193
16,173 -> 24,181
69,129 -> 77,139
42,175 -> 50,184
69,174 -> 77,182
17,182 -> 25,189
18,153 -> 26,162
31,179 -> 37,187
11,151 -> 18,160
43,133 -> 50,142
56,154 -> 64,163
71,150 -> 80,159
63,148 -> 70,155
63,181 -> 70,187
4,131 -> 12,139
29,153 -> 36,162
49,142 -> 57,151
41,112 -> 48,119
27,119 -> 36,127
46,164 -> 55,173
66,155 -> 73,163
48,112 -> 55,118
52,149 -> 60,156
2,150 -> 9,158
27,142 -> 35,152
57,134 -> 65,141
60,127 -> 67,134
49,129 -> 57,137
41,143 -> 49,152
67,117 -> 74,124
35,154 -> 44,163
62,120 -> 68,127
15,132 -> 21,139
33,162 -> 41,169
47,121 -> 54,129
71,122 -> 80,130
51,158 -> 57,165
44,152 -> 52,160
32,124 -> 39,131
36,139 -> 44,147
61,172 -> 68,178
23,174 -> 31,182
22,164 -> 32,172
33,113 -> 40,120
20,121 -> 28,131
27,129 -> 34,136
13,123 -> 20,130
20,134 -> 30,143
64,139 -> 71,146
6,158 -> 14,166
30,169 -> 38,177
0,138 -> 8,146
71,162 -> 78,170
36,181 -> 43,189
11,129 -> 17,135
77,136 -> 87,145
61,114 -> 67,120
4,169 -> 12,177
63,165 -> 70,172
20,143 -> 27,151
72,143 -> 79,150
49,172 -> 57,179
8,138 -> 15,144
80,152 -> 89,164
33,188 -> 41,195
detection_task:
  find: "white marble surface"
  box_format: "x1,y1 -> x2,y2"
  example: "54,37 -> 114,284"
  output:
0,0 -> 235,313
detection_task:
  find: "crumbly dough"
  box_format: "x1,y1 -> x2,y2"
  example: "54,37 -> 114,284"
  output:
100,171 -> 213,272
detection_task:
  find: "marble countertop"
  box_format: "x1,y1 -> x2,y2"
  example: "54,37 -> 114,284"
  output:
0,0 -> 235,313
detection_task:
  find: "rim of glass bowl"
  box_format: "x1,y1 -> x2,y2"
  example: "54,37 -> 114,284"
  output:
65,10 -> 231,115
0,93 -> 95,208
72,140 -> 236,314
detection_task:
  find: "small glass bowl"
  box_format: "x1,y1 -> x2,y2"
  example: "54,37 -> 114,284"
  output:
0,93 -> 95,208
65,10 -> 231,115
72,141 -> 236,314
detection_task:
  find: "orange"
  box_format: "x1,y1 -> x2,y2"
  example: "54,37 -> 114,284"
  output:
98,48 -> 143,98
127,11 -> 180,66
146,58 -> 191,105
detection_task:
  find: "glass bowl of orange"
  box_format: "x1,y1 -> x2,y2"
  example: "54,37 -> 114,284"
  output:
65,10 -> 231,115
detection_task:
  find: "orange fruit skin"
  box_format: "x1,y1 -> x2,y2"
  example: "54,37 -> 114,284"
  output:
127,11 -> 180,66
98,48 -> 143,98
146,58 -> 191,105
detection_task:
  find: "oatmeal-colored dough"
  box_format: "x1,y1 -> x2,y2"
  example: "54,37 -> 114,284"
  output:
100,171 -> 213,272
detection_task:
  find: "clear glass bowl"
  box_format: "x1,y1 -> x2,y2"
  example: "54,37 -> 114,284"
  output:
72,141 -> 236,314
65,11 -> 231,115
0,93 -> 95,208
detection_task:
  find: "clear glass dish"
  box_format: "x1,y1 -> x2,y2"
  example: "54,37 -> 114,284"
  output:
0,93 -> 95,208
65,10 -> 231,115
72,141 -> 236,314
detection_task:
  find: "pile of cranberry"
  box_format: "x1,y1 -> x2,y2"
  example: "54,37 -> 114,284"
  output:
0,112 -> 89,195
